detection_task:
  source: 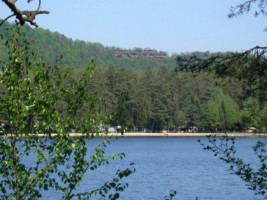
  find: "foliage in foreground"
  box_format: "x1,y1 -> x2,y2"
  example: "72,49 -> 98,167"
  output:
181,1 -> 267,197
199,135 -> 267,199
0,27 -> 135,200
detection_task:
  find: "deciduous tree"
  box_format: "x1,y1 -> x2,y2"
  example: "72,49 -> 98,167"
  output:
0,26 -> 135,200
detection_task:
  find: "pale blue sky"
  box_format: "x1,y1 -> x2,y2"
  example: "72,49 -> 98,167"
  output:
1,0 -> 266,54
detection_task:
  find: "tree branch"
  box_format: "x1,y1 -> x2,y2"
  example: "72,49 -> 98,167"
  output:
0,13 -> 16,26
229,0 -> 267,17
228,0 -> 267,30
1,0 -> 49,27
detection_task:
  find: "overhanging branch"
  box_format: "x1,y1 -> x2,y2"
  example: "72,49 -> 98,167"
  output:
1,0 -> 49,27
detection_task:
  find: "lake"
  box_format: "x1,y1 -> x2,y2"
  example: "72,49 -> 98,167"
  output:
43,137 -> 265,200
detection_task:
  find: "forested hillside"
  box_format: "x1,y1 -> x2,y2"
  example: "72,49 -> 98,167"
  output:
0,22 -> 266,133
0,22 -> 175,69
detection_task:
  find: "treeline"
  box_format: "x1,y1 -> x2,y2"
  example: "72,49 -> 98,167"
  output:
82,66 -> 267,133
0,23 -> 265,133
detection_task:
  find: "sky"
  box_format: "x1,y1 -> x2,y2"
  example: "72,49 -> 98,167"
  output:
1,0 -> 267,55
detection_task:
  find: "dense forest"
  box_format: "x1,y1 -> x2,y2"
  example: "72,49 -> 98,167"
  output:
0,23 -> 266,133
88,66 -> 267,132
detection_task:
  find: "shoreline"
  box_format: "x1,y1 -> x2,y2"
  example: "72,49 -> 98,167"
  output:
70,132 -> 267,138
2,132 -> 267,138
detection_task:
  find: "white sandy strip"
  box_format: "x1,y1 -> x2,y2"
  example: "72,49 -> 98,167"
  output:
2,132 -> 266,138
68,132 -> 267,137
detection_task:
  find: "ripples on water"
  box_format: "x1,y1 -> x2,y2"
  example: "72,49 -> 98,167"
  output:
41,137 -> 265,200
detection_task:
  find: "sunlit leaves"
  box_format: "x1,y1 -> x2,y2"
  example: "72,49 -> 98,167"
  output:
0,26 -> 134,199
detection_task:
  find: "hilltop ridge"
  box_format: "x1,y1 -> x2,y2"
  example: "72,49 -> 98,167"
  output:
0,22 -> 175,69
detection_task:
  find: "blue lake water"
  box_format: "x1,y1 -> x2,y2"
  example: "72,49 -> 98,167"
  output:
42,137 -> 265,199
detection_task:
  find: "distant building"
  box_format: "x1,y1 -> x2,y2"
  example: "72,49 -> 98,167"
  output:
112,48 -> 167,59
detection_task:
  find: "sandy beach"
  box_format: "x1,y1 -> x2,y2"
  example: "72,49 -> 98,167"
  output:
67,132 -> 267,138
5,132 -> 266,138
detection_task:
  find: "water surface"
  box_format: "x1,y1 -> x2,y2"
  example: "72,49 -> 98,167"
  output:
45,137 -> 265,200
